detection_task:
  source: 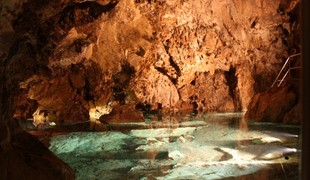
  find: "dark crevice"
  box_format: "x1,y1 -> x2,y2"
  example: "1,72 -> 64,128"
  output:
163,42 -> 181,77
135,0 -> 165,4
168,55 -> 181,77
250,17 -> 258,28
157,103 -> 162,110
85,61 -> 105,100
38,1 -> 118,45
154,66 -> 177,84
224,67 -> 241,111
135,102 -> 152,112
58,1 -> 118,31
71,39 -> 91,53
277,4 -> 285,15
112,62 -> 135,103
154,41 -> 181,84
223,23 -> 236,42
190,79 -> 196,86
192,101 -> 198,114
84,76 -> 93,100
136,46 -> 146,57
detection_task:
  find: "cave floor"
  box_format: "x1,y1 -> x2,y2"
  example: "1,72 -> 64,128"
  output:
24,113 -> 301,180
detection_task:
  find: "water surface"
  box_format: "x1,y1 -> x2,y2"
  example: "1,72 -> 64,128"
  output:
48,113 -> 300,179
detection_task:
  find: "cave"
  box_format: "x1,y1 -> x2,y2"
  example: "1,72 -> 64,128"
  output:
0,0 -> 309,179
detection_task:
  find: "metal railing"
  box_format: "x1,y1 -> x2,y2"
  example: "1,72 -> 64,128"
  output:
271,53 -> 301,88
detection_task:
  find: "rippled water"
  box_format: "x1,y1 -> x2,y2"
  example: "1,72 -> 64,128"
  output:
48,113 -> 301,179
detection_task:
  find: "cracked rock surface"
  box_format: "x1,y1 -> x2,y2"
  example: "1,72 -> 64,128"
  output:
0,0 -> 301,179
0,0 -> 301,124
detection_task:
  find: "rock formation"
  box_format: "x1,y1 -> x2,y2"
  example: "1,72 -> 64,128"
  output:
0,0 -> 301,178
245,84 -> 299,124
0,0 -> 301,124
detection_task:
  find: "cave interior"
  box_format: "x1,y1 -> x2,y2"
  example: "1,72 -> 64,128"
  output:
0,0 -> 306,179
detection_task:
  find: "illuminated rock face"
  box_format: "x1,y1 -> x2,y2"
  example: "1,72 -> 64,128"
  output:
0,0 -> 300,122
0,0 -> 301,179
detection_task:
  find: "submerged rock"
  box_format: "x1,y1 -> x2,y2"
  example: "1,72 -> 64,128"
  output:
254,146 -> 298,160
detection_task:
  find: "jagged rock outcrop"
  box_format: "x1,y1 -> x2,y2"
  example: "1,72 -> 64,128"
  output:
0,0 -> 301,179
1,0 -> 301,124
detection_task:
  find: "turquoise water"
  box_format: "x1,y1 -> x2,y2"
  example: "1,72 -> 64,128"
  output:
47,113 -> 300,179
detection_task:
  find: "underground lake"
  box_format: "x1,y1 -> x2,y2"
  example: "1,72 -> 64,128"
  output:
22,112 -> 301,180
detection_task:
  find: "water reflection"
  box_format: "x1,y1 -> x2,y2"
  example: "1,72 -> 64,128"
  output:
46,113 -> 300,180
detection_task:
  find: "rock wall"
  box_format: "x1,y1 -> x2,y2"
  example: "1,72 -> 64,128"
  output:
245,84 -> 299,124
0,0 -> 301,178
1,0 -> 300,122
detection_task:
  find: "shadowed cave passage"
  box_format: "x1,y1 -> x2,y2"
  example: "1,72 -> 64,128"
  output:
225,66 -> 242,111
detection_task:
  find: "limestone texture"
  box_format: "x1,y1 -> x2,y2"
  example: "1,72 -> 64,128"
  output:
0,0 -> 301,124
0,0 -> 301,178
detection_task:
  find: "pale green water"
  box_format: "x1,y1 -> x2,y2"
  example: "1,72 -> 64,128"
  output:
48,113 -> 300,180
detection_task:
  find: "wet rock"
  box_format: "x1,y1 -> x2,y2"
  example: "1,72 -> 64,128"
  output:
245,84 -> 297,123
254,146 -> 297,160
0,0 -> 301,179
0,121 -> 75,180
99,104 -> 144,123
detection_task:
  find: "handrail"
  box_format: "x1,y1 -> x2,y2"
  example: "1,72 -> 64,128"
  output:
277,69 -> 291,87
271,53 -> 301,88
277,66 -> 302,87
